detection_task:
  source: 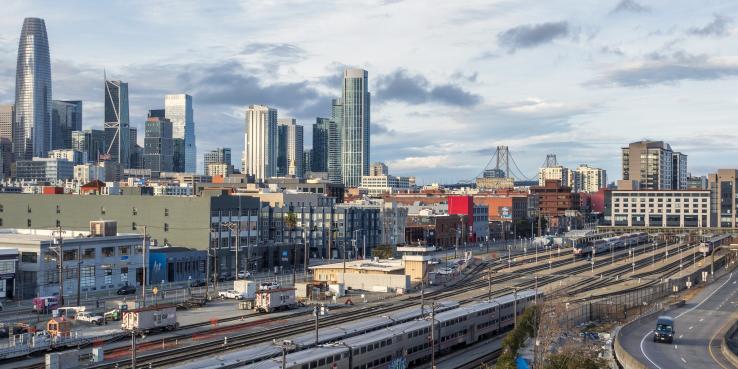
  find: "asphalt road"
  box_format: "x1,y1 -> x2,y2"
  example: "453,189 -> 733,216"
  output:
619,271 -> 738,369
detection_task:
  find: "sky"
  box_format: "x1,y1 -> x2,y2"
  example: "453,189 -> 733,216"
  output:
1,0 -> 737,184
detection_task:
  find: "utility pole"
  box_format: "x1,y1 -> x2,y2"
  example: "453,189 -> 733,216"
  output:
235,221 -> 240,280
430,301 -> 437,369
76,242 -> 81,306
304,229 -> 309,279
513,288 -> 518,329
131,330 -> 136,369
142,225 -> 148,307
52,226 -> 64,307
488,266 -> 492,300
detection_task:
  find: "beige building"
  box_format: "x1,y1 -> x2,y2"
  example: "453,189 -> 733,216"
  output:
609,189 -> 710,228
476,177 -> 514,190
575,164 -> 607,193
622,140 -> 687,190
539,166 -> 573,188
708,169 -> 738,228
207,163 -> 234,177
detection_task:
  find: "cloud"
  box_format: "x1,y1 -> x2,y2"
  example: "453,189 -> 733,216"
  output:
375,69 -> 481,106
372,123 -> 396,136
388,155 -> 449,171
687,15 -> 732,37
497,21 -> 569,52
609,0 -> 650,14
241,42 -> 306,61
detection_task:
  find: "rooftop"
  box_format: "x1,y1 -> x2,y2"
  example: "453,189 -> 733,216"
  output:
309,258 -> 404,272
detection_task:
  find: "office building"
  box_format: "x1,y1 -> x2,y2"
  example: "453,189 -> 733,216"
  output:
538,165 -> 573,189
244,105 -> 277,181
172,138 -> 185,172
104,79 -> 130,168
708,169 -> 738,228
687,175 -> 708,190
359,175 -> 411,196
370,162 -> 388,176
328,99 -> 343,184
303,149 -> 312,176
340,68 -> 371,187
277,118 -> 304,178
165,94 -> 196,172
47,149 -> 86,165
204,148 -> 232,176
0,105 -> 14,178
72,129 -> 106,163
15,157 -> 74,181
312,118 -> 329,172
74,163 -> 105,183
51,100 -> 82,150
14,18 -> 52,160
608,189 -> 710,228
530,180 -> 581,230
143,116 -> 173,178
574,164 -> 607,193
621,140 -> 687,190
206,163 -> 233,177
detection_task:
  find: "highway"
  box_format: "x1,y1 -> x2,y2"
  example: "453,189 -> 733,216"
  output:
618,271 -> 738,369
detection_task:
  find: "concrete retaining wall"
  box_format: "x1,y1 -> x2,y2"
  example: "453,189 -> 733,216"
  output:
720,316 -> 738,368
613,309 -> 663,369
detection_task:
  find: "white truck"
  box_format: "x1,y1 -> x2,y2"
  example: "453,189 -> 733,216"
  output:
255,288 -> 298,313
234,280 -> 259,310
121,305 -> 178,334
76,311 -> 104,325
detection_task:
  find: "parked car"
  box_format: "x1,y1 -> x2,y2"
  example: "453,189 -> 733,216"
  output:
258,282 -> 280,291
218,289 -> 245,300
76,311 -> 104,325
237,271 -> 252,279
189,279 -> 207,287
117,285 -> 136,295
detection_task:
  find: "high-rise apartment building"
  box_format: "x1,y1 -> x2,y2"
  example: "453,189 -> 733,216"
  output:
708,169 -> 738,228
538,166 -> 572,188
0,104 -> 14,144
104,79 -> 130,168
51,100 -> 82,150
312,118 -> 330,173
340,68 -> 371,187
621,140 -> 687,190
574,164 -> 607,193
14,18 -> 52,160
204,147 -> 232,176
143,116 -> 173,177
71,129 -> 106,163
370,162 -> 388,176
165,94 -> 196,172
328,99 -> 343,184
244,105 -> 277,181
276,123 -> 288,176
277,118 -> 304,178
303,149 -> 312,176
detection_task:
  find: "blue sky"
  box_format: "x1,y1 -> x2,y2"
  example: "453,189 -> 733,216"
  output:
1,0 -> 737,183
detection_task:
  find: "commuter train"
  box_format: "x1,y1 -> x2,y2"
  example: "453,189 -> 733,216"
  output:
239,290 -> 542,369
698,234 -> 732,255
573,232 -> 649,256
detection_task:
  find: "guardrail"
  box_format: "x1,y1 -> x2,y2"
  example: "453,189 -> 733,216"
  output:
613,309 -> 663,369
720,315 -> 738,368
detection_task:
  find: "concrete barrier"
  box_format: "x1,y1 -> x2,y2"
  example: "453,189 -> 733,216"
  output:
720,316 -> 738,368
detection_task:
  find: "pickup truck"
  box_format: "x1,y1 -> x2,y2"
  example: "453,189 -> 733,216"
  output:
218,289 -> 245,300
76,311 -> 104,325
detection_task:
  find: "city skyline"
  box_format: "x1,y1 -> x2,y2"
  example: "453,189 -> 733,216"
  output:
0,2 -> 737,183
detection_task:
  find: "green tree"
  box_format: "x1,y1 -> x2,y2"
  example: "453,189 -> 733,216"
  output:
285,210 -> 297,284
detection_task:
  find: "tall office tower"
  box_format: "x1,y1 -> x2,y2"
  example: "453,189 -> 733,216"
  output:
303,149 -> 312,176
128,127 -> 141,168
277,118 -> 304,178
143,116 -> 173,178
340,68 -> 371,187
0,105 -> 14,178
276,123 -> 288,176
165,94 -> 196,172
708,169 -> 738,228
244,105 -> 277,181
51,100 -> 82,149
328,98 -> 343,184
104,79 -> 130,168
14,18 -> 52,160
621,140 -> 687,190
370,162 -> 388,176
574,164 -> 607,193
72,129 -> 107,163
172,138 -> 185,172
312,117 -> 330,172
203,147 -> 231,175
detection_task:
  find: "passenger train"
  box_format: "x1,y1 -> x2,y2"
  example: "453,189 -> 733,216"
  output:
572,232 -> 649,256
698,234 -> 731,254
237,290 -> 542,369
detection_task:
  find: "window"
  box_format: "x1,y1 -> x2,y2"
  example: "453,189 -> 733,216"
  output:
0,204 -> 3,212
101,207 -> 106,215
80,266 -> 95,288
132,207 -> 138,215
102,247 -> 115,257
21,252 -> 37,263
56,220 -> 61,227
119,246 -> 130,256
132,222 -> 137,230
56,205 -> 60,214
63,249 -> 77,261
164,208 -> 169,216
83,248 -> 95,259
27,219 -> 31,227
104,268 -> 113,285
120,267 -> 128,283
164,223 -> 169,232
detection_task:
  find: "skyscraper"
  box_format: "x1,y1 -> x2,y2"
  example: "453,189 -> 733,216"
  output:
244,105 -> 277,181
340,68 -> 370,187
14,17 -> 52,160
204,147 -> 231,175
0,105 -> 14,178
143,116 -> 173,178
71,129 -> 106,163
52,100 -> 82,150
328,99 -> 343,184
165,94 -> 196,173
277,118 -> 304,178
104,79 -> 130,168
276,123 -> 288,176
621,140 -> 687,190
312,117 -> 330,172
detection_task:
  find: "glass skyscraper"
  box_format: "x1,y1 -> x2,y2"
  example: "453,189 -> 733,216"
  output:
52,100 -> 82,150
340,68 -> 371,187
328,98 -> 343,184
14,17 -> 52,160
312,117 -> 330,173
165,94 -> 196,173
104,79 -> 130,168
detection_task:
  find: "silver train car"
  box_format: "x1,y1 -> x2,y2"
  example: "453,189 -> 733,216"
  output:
573,232 -> 648,256
240,290 -> 542,369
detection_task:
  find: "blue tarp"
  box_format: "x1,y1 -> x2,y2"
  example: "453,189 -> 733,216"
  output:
516,356 -> 531,369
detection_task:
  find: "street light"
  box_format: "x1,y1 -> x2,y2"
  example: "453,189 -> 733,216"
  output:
223,222 -> 241,280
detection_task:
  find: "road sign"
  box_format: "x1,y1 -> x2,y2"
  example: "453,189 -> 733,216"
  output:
152,287 -> 159,295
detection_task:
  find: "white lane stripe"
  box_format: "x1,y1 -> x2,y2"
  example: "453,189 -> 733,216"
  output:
689,326 -> 693,330
638,272 -> 734,369
681,357 -> 687,363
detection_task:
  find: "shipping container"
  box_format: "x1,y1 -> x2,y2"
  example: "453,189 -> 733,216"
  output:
121,305 -> 178,333
255,288 -> 297,313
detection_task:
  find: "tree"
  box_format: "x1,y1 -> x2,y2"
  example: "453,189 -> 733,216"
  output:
285,210 -> 297,284
372,244 -> 394,259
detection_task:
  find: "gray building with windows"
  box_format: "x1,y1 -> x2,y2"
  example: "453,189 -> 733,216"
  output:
144,116 -> 173,177
15,157 -> 73,181
104,79 -> 131,168
51,100 -> 82,150
72,129 -> 107,163
204,147 -> 231,176
340,68 -> 371,187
